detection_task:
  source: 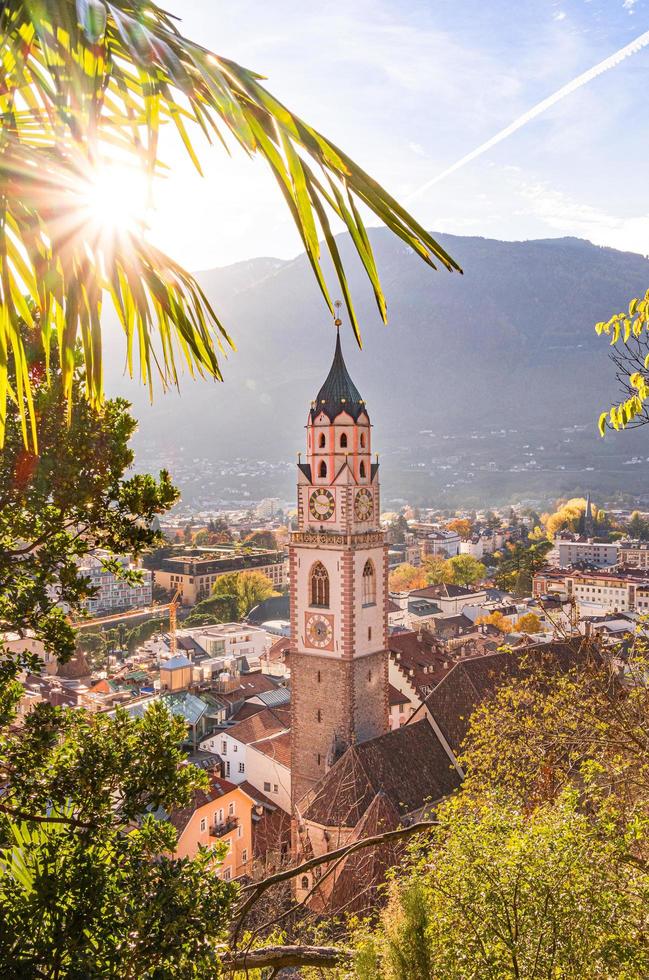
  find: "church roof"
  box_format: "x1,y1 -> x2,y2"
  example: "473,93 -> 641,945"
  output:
300,720 -> 460,827
310,331 -> 367,423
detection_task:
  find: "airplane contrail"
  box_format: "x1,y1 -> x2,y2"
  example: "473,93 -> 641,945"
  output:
407,28 -> 649,202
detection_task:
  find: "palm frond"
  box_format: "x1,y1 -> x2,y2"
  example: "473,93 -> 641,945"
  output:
0,0 -> 461,446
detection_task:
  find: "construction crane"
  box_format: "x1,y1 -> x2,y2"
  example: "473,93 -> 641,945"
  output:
169,588 -> 182,655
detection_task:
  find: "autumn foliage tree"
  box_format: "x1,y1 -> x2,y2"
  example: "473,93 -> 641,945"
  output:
388,564 -> 428,592
476,611 -> 513,633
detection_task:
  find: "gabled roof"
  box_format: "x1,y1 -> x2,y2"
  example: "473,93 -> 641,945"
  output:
252,731 -> 291,767
419,641 -> 582,756
310,331 -> 367,423
301,720 -> 461,827
226,705 -> 290,745
167,775 -> 253,836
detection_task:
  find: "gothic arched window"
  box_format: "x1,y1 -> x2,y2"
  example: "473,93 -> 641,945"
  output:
362,559 -> 376,606
301,875 -> 309,890
311,562 -> 330,607
318,432 -> 326,448
359,460 -> 366,478
360,432 -> 366,448
340,432 -> 348,448
318,460 -> 327,478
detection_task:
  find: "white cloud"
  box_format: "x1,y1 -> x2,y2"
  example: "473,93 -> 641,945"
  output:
512,177 -> 649,255
554,11 -> 567,21
623,0 -> 637,13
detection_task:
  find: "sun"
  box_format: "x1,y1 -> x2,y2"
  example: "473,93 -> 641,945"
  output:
78,162 -> 151,237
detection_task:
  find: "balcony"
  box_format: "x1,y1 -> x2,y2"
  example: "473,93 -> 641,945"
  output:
210,816 -> 238,838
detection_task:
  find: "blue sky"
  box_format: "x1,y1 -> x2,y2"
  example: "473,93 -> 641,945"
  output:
147,0 -> 649,269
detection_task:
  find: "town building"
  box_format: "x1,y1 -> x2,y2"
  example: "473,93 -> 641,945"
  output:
619,540 -> 649,570
201,705 -> 292,813
78,551 -> 152,615
533,567 -> 649,615
166,775 -> 255,881
557,539 -> 619,569
289,328 -> 389,808
152,548 -> 287,605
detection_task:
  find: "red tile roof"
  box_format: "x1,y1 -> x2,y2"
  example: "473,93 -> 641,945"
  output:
252,731 -> 291,768
227,706 -> 290,745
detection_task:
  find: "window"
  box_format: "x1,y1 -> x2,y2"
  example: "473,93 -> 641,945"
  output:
228,802 -> 235,816
318,460 -> 327,478
368,669 -> 372,681
340,432 -> 348,448
264,781 -> 271,792
221,740 -> 227,755
225,761 -> 230,776
317,753 -> 321,766
317,670 -> 321,683
311,562 -> 330,608
317,709 -> 322,723
301,875 -> 309,890
223,867 -> 231,881
362,559 -> 376,605
360,432 -> 366,448
319,432 -> 326,448
359,460 -> 366,478
274,784 -> 279,793
238,762 -> 245,774
242,849 -> 248,864
233,744 -> 238,752
368,627 -> 372,641
218,808 -> 223,824
200,818 -> 206,832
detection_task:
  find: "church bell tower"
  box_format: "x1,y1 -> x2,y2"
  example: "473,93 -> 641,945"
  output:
289,320 -> 389,811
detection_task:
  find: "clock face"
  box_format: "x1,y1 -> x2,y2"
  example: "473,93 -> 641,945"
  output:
305,614 -> 334,649
309,488 -> 335,521
354,488 -> 373,521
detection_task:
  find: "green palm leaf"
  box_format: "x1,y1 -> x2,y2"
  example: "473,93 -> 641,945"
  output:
0,0 -> 461,447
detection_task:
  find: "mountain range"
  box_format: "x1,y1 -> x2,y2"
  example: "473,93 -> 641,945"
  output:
104,231 -> 649,508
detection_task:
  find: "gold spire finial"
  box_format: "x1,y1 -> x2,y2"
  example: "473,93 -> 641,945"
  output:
333,299 -> 342,330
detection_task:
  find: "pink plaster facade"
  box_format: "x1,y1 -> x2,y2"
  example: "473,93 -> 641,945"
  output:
172,780 -> 254,882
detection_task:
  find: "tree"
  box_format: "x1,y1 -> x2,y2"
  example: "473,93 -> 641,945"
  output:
476,611 -> 513,633
446,518 -> 472,541
423,556 -> 452,585
0,349 -> 176,679
516,612 -> 542,634
212,570 -> 278,619
243,530 -> 278,551
628,510 -> 649,540
388,564 -> 428,593
492,540 -> 552,595
595,290 -> 649,434
184,594 -> 239,627
445,554 -> 486,588
0,0 -> 460,448
353,791 -> 649,980
0,700 -> 236,976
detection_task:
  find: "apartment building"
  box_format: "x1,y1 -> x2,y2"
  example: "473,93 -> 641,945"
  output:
78,551 -> 152,616
557,539 -> 619,569
153,548 -> 288,605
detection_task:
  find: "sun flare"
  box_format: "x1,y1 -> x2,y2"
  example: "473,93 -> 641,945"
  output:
79,162 -> 151,237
